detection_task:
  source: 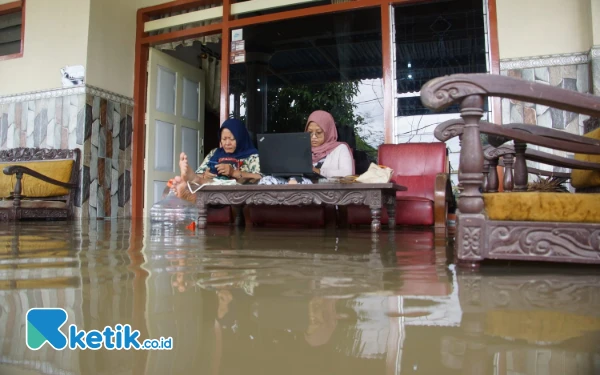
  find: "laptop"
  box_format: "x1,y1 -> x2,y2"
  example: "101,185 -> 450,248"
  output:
257,132 -> 326,179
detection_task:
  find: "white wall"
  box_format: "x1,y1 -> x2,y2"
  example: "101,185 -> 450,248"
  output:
592,0 -> 600,45
85,0 -> 167,98
497,0 -> 593,59
0,0 -> 90,95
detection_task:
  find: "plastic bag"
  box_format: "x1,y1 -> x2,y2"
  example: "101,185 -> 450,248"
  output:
355,163 -> 393,183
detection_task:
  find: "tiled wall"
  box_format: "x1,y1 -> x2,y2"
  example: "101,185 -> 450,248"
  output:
0,86 -> 133,220
499,52 -> 595,177
85,94 -> 133,220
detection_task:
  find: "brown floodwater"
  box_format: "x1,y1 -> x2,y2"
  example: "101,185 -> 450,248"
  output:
1,220 -> 599,375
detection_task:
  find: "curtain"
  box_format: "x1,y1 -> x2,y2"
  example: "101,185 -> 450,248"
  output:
150,5 -> 222,114
149,5 -> 221,50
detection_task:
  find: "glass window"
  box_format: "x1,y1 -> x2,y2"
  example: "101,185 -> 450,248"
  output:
392,0 -> 489,186
229,8 -> 383,173
0,9 -> 23,57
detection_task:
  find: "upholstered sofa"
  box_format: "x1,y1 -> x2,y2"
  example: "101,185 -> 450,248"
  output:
343,143 -> 452,233
0,148 -> 80,221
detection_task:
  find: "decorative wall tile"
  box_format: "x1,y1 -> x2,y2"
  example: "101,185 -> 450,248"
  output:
548,66 -> 562,86
81,166 -> 90,207
523,107 -> 536,125
111,168 -> 119,196
534,67 -> 549,82
112,135 -> 120,170
0,113 -> 7,147
103,186 -> 111,218
592,58 -> 600,96
97,186 -> 105,218
576,64 -> 589,92
83,137 -> 91,168
98,124 -> 106,158
510,104 -> 523,123
536,104 -> 549,116
565,117 -> 579,135
550,108 -> 567,129
33,108 -> 48,147
561,65 -> 577,79
522,68 -> 534,82
47,119 -> 56,148
98,157 -> 105,187
60,126 -> 68,149
7,123 -> 14,148
90,145 -> 98,181
106,101 -> 114,132
89,180 -> 98,208
104,158 -> 112,192
501,99 -> 510,124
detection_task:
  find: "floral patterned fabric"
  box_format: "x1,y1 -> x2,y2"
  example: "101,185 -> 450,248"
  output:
195,148 -> 261,175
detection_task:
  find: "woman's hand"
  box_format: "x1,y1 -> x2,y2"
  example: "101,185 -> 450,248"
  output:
216,163 -> 234,177
202,170 -> 217,179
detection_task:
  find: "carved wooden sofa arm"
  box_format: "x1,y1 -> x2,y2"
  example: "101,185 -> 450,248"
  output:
420,73 -> 600,266
3,165 -> 78,201
435,120 -> 600,191
0,148 -> 81,221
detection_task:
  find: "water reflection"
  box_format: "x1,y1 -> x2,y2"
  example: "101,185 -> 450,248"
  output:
0,220 -> 599,374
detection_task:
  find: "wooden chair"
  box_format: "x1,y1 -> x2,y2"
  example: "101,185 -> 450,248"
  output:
420,73 -> 600,267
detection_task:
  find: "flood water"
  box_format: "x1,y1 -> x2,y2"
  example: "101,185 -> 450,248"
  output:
1,220 -> 600,375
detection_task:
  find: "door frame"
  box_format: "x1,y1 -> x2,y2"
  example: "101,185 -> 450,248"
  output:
132,0 -> 500,218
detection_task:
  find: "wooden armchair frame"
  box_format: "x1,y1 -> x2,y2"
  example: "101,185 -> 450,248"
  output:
0,148 -> 81,220
420,73 -> 600,267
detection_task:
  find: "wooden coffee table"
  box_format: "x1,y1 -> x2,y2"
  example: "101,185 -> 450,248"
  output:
194,182 -> 407,232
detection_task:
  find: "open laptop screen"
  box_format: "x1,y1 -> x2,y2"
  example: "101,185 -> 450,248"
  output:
257,133 -> 324,178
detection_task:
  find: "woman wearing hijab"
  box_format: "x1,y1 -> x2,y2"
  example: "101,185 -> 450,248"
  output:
306,110 -> 355,178
259,110 -> 354,185
173,118 -> 261,199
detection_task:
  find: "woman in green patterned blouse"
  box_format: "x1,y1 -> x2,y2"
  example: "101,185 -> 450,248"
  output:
173,119 -> 262,199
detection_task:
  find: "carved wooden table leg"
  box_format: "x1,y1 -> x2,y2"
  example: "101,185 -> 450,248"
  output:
196,193 -> 208,229
370,206 -> 381,232
234,205 -> 244,226
386,194 -> 396,229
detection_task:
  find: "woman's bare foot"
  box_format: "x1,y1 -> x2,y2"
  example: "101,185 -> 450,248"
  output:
172,176 -> 196,202
179,152 -> 196,182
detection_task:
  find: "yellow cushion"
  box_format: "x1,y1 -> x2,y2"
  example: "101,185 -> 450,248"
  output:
485,310 -> 600,344
483,192 -> 600,223
571,127 -> 600,188
0,160 -> 74,198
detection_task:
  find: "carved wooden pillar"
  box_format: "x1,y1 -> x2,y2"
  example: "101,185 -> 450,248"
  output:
486,158 -> 499,193
502,154 -> 514,192
482,160 -> 489,192
456,95 -> 486,266
513,142 -> 528,191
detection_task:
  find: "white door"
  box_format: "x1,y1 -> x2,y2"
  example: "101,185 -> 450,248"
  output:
144,47 -> 206,216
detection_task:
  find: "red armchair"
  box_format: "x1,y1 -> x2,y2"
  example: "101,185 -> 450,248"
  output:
344,142 -> 451,233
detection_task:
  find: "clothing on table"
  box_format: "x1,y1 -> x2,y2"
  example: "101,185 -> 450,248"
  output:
196,148 -> 261,176
258,176 -> 313,185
